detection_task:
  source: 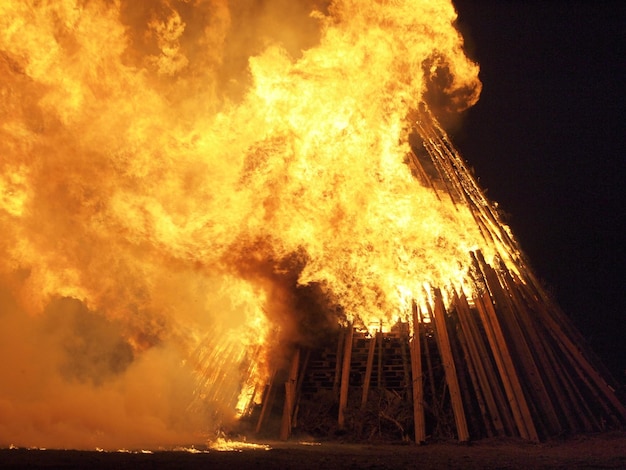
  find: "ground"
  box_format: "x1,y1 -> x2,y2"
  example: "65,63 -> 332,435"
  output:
2,431 -> 626,469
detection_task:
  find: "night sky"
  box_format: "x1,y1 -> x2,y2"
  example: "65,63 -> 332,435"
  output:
451,1 -> 626,381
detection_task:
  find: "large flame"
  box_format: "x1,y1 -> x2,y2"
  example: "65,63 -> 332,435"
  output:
1,0 -> 489,449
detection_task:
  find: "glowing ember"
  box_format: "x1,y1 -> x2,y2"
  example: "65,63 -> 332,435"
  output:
208,438 -> 271,452
0,0 -> 503,450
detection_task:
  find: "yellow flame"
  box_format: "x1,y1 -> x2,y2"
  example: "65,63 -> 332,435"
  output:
208,438 -> 271,452
0,0 -> 506,448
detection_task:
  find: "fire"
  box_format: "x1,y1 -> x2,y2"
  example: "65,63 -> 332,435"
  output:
0,0 -> 503,449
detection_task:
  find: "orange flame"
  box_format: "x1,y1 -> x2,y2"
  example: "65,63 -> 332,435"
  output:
0,0 -> 493,449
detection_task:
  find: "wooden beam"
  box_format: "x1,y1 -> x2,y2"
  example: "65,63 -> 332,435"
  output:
422,295 -> 439,414
338,325 -> 354,429
474,290 -> 539,442
377,321 -> 384,388
406,149 -> 442,201
292,348 -> 311,430
499,264 -> 575,433
452,293 -> 492,437
255,370 -> 277,435
333,329 -> 345,397
432,289 -> 470,442
517,273 -> 626,425
410,302 -> 426,444
482,258 -> 561,437
361,331 -> 377,410
400,328 -> 412,397
510,275 -> 604,431
454,289 -> 506,437
280,348 -> 301,440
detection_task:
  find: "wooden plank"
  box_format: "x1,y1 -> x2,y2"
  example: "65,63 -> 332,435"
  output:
413,109 -> 626,436
377,322 -> 384,388
511,275 -> 604,431
549,346 -> 599,431
280,348 -> 300,440
410,302 -> 426,444
516,274 -> 626,425
452,292 -> 492,437
449,307 -> 483,437
406,149 -> 442,201
432,289 -> 469,442
333,329 -> 345,397
255,370 -> 277,435
454,290 -> 503,436
338,325 -> 354,429
361,331 -> 377,410
400,328 -> 412,397
292,348 -> 311,429
470,252 -> 538,441
547,318 -> 625,422
459,289 -> 514,436
473,293 -> 526,438
483,259 -> 561,437
475,290 -> 539,442
422,296 -> 439,414
499,265 -> 576,433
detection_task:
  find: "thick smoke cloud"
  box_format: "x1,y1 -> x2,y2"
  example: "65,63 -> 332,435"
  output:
0,287 -> 205,449
43,297 -> 134,385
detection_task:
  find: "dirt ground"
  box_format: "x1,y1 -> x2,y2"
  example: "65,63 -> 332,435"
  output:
2,431 -> 626,469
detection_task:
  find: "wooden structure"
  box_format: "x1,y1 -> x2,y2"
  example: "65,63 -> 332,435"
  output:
251,107 -> 626,442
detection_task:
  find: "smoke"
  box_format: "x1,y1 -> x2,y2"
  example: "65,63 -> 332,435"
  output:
227,242 -> 345,351
44,297 -> 135,386
0,0 -> 481,449
0,287 -> 204,449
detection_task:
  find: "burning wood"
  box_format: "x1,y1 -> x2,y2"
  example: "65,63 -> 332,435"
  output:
0,0 -> 623,449
252,108 -> 626,442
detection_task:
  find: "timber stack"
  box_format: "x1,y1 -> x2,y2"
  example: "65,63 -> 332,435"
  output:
249,107 -> 626,443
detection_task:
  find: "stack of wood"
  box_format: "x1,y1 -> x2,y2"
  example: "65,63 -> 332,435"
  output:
252,107 -> 626,442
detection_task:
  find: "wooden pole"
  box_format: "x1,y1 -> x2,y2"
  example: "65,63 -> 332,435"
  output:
410,302 -> 426,443
480,258 -> 559,437
361,331 -> 377,410
400,328 -> 412,396
517,273 -> 626,424
414,108 -> 626,437
447,308 -> 480,435
471,252 -> 540,441
338,324 -> 354,429
333,329 -> 345,397
454,289 -> 504,436
292,348 -> 311,430
498,264 -> 575,433
548,321 -> 626,421
432,289 -> 470,442
511,275 -> 610,431
422,296 -> 439,414
256,370 -> 277,435
463,293 -> 516,435
406,149 -> 443,202
475,290 -> 539,442
280,348 -> 301,440
452,301 -> 490,437
377,320 -> 384,388
549,348 -> 600,431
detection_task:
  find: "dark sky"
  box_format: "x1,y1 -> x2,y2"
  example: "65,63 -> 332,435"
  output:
451,1 -> 626,381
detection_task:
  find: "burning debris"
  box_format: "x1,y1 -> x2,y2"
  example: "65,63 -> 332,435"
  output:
0,0 -> 623,450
